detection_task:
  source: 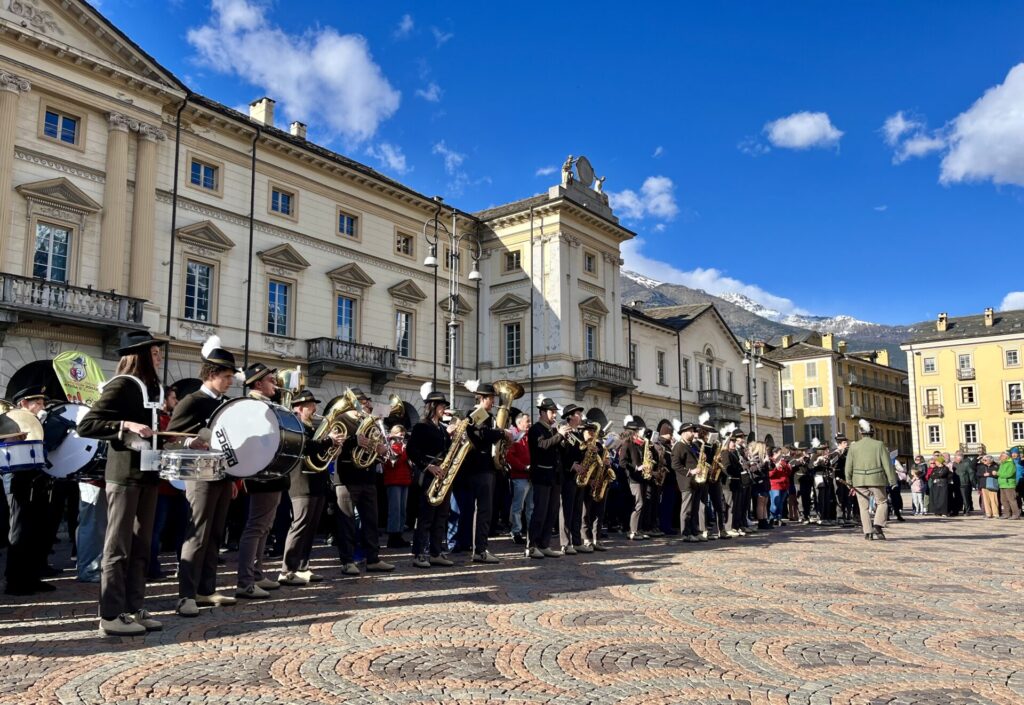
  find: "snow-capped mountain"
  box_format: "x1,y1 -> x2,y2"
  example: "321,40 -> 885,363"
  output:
717,292 -> 880,337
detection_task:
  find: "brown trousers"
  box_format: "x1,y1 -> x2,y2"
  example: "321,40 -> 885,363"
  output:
855,486 -> 889,534
983,488 -> 1000,517
999,488 -> 1021,518
99,483 -> 158,620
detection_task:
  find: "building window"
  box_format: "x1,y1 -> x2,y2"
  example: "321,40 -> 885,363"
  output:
781,365 -> 791,380
445,324 -> 460,367
1007,349 -> 1021,367
267,280 -> 290,336
1008,383 -> 1023,402
836,387 -> 844,408
583,251 -> 597,274
184,260 -> 213,322
395,233 -> 414,257
963,423 -> 978,444
957,353 -> 972,371
584,324 -> 598,359
763,380 -> 769,408
851,390 -> 858,407
32,222 -> 71,283
715,368 -> 722,390
504,251 -> 522,272
805,361 -> 817,378
923,357 -> 936,373
338,211 -> 358,238
804,422 -> 824,445
336,295 -> 356,342
1012,421 -> 1024,443
190,159 -> 218,191
682,358 -> 690,390
657,351 -> 666,385
927,424 -> 942,445
697,362 -> 706,391
629,343 -> 638,377
504,322 -> 521,366
726,369 -> 733,392
804,387 -> 822,407
783,424 -> 795,445
959,385 -> 976,405
270,187 -> 294,216
42,109 -> 79,145
782,389 -> 794,413
395,310 -> 413,358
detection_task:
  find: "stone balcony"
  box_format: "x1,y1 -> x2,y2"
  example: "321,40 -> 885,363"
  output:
922,404 -> 944,418
959,442 -> 986,455
698,388 -> 744,425
847,372 -> 904,394
0,272 -> 146,352
306,337 -> 400,393
574,358 -> 634,404
1006,399 -> 1023,414
956,367 -> 976,381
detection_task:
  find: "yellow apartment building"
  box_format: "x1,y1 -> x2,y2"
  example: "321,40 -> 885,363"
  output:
764,332 -> 912,459
901,308 -> 1024,456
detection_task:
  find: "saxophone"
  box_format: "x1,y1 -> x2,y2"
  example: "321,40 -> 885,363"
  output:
590,462 -> 616,502
425,406 -> 489,506
640,434 -> 655,481
576,432 -> 603,487
692,437 -> 710,484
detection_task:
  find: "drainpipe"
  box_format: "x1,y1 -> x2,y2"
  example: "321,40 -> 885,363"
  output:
676,328 -> 683,419
162,92 -> 191,384
242,126 -> 261,368
626,310 -> 634,414
529,208 -> 536,415
474,223 -> 482,378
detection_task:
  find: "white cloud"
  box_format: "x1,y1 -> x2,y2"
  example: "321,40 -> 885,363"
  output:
652,145 -> 664,158
394,14 -> 414,39
622,236 -> 809,316
882,111 -> 921,146
1001,292 -> 1024,311
433,140 -> 478,194
654,223 -> 666,232
882,111 -> 946,164
187,0 -> 400,144
415,82 -> 442,102
737,137 -> 770,157
366,142 -> 408,175
431,26 -> 454,47
940,64 -> 1024,186
764,111 -> 843,150
535,165 -> 557,176
873,204 -> 888,212
609,176 -> 679,221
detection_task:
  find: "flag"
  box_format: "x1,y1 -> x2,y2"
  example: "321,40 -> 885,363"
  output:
52,351 -> 107,406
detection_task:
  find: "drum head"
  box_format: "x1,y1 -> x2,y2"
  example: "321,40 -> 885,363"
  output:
45,404 -> 100,479
210,399 -> 284,477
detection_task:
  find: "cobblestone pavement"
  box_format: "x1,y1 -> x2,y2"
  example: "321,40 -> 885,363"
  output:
2,512 -> 1023,705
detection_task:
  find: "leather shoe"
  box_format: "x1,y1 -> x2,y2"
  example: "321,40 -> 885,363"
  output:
175,598 -> 199,617
541,547 -> 563,557
528,547 -> 545,559
134,609 -> 162,631
365,560 -> 395,572
429,554 -> 454,567
236,584 -> 270,599
100,614 -> 146,636
256,578 -> 281,590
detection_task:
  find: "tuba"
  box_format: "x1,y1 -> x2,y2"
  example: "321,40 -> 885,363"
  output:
491,380 -> 524,471
426,406 -> 489,506
303,391 -> 358,472
349,393 -> 403,470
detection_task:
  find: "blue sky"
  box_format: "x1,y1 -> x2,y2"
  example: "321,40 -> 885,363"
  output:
97,0 -> 1024,324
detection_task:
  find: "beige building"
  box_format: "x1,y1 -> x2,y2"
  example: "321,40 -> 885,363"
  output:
901,308 -> 1024,456
764,333 -> 912,459
0,0 -> 782,436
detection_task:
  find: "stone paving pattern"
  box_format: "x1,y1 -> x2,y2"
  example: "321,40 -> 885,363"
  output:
1,513 -> 1022,704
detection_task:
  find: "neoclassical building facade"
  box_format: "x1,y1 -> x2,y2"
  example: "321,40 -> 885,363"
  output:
0,0 -> 780,436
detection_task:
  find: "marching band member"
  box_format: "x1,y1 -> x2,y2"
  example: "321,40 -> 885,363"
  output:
724,431 -> 748,537
671,422 -> 706,542
698,422 -> 728,540
813,442 -> 838,526
527,397 -> 567,558
620,415 -> 648,540
332,388 -> 394,576
279,390 -> 341,585
456,381 -> 511,564
646,419 -> 673,537
408,384 -> 454,568
506,410 -> 532,546
169,337 -> 239,617
557,403 -> 587,555
78,332 -> 166,635
846,418 -> 896,540
4,385 -> 54,595
580,417 -> 613,552
236,363 -> 288,599
832,434 -> 853,525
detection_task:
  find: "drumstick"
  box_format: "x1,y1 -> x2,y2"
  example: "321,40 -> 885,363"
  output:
157,431 -> 200,437
0,432 -> 27,440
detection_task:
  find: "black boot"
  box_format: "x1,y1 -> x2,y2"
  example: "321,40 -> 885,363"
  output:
864,532 -> 873,540
872,525 -> 886,540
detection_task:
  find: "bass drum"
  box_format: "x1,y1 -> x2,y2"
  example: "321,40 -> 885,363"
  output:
209,398 -> 304,479
44,404 -> 106,479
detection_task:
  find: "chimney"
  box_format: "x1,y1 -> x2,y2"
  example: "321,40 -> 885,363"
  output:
821,333 -> 835,351
838,340 -> 847,354
289,121 -> 307,139
782,334 -> 793,349
984,307 -> 994,327
249,97 -> 275,126
937,312 -> 948,332
876,350 -> 889,367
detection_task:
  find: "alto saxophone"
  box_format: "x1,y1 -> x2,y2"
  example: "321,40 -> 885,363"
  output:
576,434 -> 603,488
590,449 -> 616,502
692,437 -> 710,484
425,406 -> 489,506
640,435 -> 655,481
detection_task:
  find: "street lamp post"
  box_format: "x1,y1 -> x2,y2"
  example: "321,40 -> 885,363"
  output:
742,339 -> 765,440
423,200 -> 481,406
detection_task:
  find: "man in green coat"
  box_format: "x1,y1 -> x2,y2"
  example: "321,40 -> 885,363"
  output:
846,418 -> 897,539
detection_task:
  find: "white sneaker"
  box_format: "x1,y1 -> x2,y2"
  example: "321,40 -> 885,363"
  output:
236,584 -> 270,599
698,534 -> 709,542
133,609 -> 162,631
99,613 -> 146,636
175,598 -> 199,618
256,578 -> 281,590
277,571 -> 308,586
196,592 -> 236,606
726,529 -> 741,538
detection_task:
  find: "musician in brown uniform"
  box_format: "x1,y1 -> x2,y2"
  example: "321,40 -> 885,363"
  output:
78,332 -> 166,635
169,337 -> 239,617
620,416 -> 648,540
407,384 -> 453,568
672,422 -> 707,542
558,403 -> 588,555
279,390 -> 341,585
580,413 -> 614,552
527,397 -> 569,558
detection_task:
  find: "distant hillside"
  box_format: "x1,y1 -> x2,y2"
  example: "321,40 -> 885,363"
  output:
621,271 -> 911,369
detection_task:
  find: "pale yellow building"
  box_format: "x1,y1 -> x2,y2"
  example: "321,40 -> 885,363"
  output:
901,308 -> 1024,456
764,333 -> 912,459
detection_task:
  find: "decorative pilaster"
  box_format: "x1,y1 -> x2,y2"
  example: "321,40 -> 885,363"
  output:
129,123 -> 166,299
97,112 -> 133,291
0,71 -> 31,266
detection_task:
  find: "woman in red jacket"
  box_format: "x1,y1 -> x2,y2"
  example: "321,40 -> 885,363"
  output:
768,447 -> 791,526
383,425 -> 412,548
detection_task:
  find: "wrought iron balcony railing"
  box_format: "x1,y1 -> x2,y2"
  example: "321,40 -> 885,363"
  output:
307,337 -> 400,393
574,359 -> 634,404
922,404 -> 944,418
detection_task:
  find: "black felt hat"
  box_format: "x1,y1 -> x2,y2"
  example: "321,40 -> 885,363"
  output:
290,389 -> 320,407
243,362 -> 277,387
116,331 -> 167,357
12,384 -> 47,404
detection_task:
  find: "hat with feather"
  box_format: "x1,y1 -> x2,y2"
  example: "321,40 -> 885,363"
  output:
201,335 -> 240,372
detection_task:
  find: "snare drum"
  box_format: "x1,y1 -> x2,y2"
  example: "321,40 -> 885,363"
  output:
209,398 -> 304,479
158,449 -> 226,483
44,404 -> 107,479
0,440 -> 46,474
